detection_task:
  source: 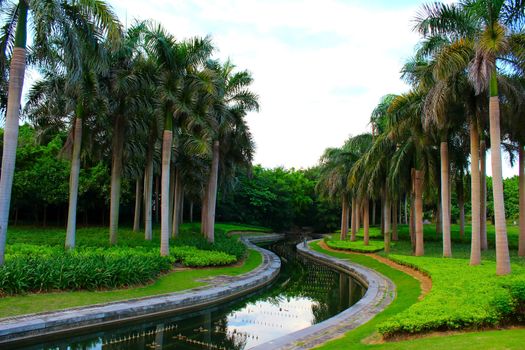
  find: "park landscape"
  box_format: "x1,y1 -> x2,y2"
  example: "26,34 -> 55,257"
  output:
0,0 -> 525,349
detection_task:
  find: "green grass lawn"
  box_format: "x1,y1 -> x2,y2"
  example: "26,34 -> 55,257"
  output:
313,223 -> 525,350
0,248 -> 262,318
5,222 -> 270,247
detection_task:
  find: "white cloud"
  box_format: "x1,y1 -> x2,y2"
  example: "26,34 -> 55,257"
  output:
109,0 -> 518,178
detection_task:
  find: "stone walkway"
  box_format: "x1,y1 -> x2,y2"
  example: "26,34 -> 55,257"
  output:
251,239 -> 396,350
0,235 -> 282,345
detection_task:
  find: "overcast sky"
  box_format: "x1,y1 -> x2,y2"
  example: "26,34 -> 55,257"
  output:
107,0 -> 517,177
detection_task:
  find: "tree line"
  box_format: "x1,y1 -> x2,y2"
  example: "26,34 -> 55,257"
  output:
316,0 -> 525,276
0,1 -> 258,264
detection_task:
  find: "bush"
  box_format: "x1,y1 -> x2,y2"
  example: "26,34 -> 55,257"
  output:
172,246 -> 237,267
325,238 -> 384,253
0,245 -> 172,295
175,230 -> 246,260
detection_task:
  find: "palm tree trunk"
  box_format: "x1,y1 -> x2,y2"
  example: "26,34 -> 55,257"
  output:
457,175 -> 465,239
179,194 -> 184,225
340,195 -> 349,240
372,200 -> 376,226
65,116 -> 82,249
356,199 -> 360,235
205,140 -> 220,243
189,201 -> 194,223
384,190 -> 391,254
350,197 -> 357,241
415,169 -> 424,256
144,141 -> 154,240
160,129 -> 173,256
109,118 -> 125,245
408,190 -> 416,253
488,89 -> 511,275
133,177 -> 143,232
380,195 -> 385,235
436,187 -> 442,238
172,168 -> 182,238
363,197 -> 370,245
201,190 -> 208,235
392,199 -> 398,241
518,142 -> 525,256
470,121 -> 481,266
155,176 -> 160,224
441,141 -> 452,257
0,6 -> 27,265
480,139 -> 488,250
404,194 -> 408,225
168,164 -> 176,238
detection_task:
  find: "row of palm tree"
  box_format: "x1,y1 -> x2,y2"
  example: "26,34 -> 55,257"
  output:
0,1 -> 258,264
317,0 -> 525,276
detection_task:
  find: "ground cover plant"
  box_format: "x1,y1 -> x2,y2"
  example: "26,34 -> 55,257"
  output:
325,236 -> 385,252
0,248 -> 262,318
0,223 -> 267,296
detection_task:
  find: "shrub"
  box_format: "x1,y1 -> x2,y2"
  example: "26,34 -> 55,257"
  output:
325,238 -> 384,253
0,246 -> 172,295
172,246 -> 237,267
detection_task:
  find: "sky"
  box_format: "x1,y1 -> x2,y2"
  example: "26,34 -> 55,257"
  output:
109,1 -> 515,177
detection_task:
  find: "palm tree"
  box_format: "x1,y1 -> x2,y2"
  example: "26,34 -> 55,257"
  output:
145,26 -> 213,255
414,0 -> 524,275
317,146 -> 353,240
202,60 -> 259,243
0,0 -> 120,264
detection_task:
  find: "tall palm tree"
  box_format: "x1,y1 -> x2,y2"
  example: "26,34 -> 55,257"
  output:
414,0 -> 524,275
317,146 -> 354,240
145,26 -> 213,255
202,60 -> 259,243
0,0 -> 120,264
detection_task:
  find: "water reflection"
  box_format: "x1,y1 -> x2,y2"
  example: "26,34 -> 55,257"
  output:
13,239 -> 364,350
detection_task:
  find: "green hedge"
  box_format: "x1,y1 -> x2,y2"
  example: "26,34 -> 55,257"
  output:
0,248 -> 172,295
172,246 -> 237,267
377,255 -> 525,337
325,237 -> 384,252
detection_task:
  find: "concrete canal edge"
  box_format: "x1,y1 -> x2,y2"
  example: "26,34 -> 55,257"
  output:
251,239 -> 396,350
0,234 -> 284,345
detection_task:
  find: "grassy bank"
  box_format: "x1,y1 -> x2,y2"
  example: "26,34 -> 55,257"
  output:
314,223 -> 525,349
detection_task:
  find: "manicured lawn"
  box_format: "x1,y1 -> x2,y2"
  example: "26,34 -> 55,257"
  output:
0,248 -> 262,318
311,224 -> 525,350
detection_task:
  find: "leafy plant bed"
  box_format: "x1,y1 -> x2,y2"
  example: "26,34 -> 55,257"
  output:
0,249 -> 263,318
325,238 -> 385,252
1,223 -> 268,296
377,255 -> 525,338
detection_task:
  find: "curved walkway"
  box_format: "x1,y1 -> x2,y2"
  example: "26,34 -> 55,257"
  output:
0,235 -> 282,345
252,239 -> 396,350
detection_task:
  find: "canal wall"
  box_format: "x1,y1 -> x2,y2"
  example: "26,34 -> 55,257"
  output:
251,239 -> 396,350
0,235 -> 283,345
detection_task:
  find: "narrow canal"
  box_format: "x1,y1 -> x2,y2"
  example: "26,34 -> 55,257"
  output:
16,238 -> 365,350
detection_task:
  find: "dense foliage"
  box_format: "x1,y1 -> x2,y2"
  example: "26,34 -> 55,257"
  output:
217,165 -> 339,231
